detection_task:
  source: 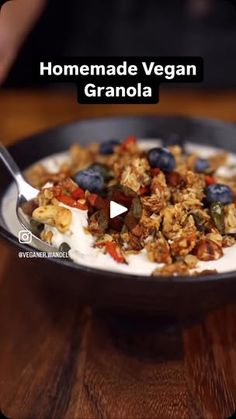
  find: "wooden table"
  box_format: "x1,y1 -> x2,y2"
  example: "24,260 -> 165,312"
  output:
0,89 -> 236,419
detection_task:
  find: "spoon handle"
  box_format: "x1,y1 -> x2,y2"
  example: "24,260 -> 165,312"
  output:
0,142 -> 37,197
0,142 -> 24,182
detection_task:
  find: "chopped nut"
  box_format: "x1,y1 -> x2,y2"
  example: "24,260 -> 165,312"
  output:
142,194 -> 165,213
41,230 -> 53,244
194,269 -> 218,276
224,204 -> 236,234
120,157 -> 150,192
152,261 -> 189,276
184,254 -> 198,269
150,171 -> 170,201
32,205 -> 72,233
222,235 -> 236,247
26,164 -> 47,188
170,229 -> 197,257
194,239 -> 223,261
205,231 -> 223,247
146,234 -> 172,264
162,204 -> 194,240
54,207 -> 73,233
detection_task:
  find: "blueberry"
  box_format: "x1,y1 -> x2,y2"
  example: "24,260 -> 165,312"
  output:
99,139 -> 120,155
206,183 -> 234,205
89,163 -> 113,180
148,147 -> 176,172
195,158 -> 210,173
73,169 -> 104,193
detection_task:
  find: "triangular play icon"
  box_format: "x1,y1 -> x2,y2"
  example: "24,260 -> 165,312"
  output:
110,200 -> 128,219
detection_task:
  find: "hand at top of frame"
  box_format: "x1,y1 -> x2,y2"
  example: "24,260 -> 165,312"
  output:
0,0 -> 46,84
0,1 -> 11,7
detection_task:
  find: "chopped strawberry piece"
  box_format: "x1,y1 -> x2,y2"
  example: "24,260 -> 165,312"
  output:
105,241 -> 125,263
71,187 -> 85,199
121,135 -> 137,150
57,195 -> 76,207
205,175 -> 216,186
57,195 -> 88,210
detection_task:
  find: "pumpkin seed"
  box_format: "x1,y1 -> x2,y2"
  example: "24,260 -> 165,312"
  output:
210,201 -> 225,234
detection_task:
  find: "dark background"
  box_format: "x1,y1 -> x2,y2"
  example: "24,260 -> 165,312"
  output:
4,0 -> 236,88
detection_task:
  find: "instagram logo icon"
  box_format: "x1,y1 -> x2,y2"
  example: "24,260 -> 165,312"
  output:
18,230 -> 32,244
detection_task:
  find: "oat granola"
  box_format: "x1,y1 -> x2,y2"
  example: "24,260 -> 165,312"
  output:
26,136 -> 236,276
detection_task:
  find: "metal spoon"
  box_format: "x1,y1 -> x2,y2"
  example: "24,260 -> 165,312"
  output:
0,142 -> 57,252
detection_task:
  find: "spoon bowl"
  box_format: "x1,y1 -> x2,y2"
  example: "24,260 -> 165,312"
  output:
0,142 -> 57,252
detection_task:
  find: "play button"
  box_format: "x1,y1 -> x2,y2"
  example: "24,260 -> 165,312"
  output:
110,201 -> 128,219
92,185 -> 142,232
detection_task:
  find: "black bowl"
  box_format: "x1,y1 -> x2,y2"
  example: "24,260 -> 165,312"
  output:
1,115 -> 236,317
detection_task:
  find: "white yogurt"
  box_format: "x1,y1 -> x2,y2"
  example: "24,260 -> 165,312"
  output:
2,141 -> 236,276
49,205 -> 158,275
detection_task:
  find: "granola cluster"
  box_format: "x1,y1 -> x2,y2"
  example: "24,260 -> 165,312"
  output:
26,136 -> 236,276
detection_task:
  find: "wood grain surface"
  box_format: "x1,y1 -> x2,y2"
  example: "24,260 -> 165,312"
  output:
0,88 -> 236,419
